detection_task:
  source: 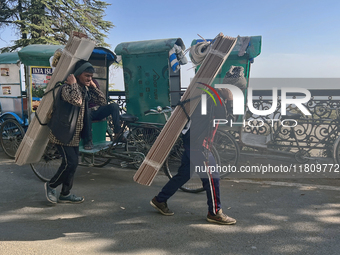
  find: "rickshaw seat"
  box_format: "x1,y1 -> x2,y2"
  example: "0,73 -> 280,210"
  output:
120,114 -> 138,123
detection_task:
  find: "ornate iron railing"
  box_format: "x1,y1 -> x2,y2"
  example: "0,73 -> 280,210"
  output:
108,91 -> 126,114
245,90 -> 340,157
109,90 -> 340,158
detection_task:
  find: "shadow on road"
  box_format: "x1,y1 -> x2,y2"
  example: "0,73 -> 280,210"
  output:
1,149 -> 340,254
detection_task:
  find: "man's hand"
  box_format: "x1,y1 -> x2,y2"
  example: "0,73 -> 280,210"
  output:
89,80 -> 97,88
65,74 -> 77,85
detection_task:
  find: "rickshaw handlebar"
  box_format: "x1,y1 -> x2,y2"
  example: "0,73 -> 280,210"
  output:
144,106 -> 172,115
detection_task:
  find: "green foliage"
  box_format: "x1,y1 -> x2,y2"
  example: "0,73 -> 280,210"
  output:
32,86 -> 45,98
0,0 -> 114,52
108,62 -> 123,91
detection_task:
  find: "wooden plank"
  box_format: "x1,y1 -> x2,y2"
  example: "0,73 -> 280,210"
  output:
133,33 -> 237,185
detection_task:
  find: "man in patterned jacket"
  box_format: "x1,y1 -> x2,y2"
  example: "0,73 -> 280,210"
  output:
45,60 -> 106,204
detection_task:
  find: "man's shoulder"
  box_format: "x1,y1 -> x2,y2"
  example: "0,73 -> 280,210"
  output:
61,82 -> 83,91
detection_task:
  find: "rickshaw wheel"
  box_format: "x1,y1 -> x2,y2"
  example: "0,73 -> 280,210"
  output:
294,150 -> 310,164
213,129 -> 240,178
82,153 -> 111,167
0,119 -> 25,158
125,125 -> 161,168
333,136 -> 340,165
30,143 -> 61,182
163,136 -> 221,193
133,153 -> 145,169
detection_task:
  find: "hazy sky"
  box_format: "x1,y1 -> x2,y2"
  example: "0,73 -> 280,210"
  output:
1,0 -> 339,90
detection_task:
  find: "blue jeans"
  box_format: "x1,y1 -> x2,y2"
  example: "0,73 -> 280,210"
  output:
91,103 -> 121,134
82,103 -> 121,144
156,142 -> 221,215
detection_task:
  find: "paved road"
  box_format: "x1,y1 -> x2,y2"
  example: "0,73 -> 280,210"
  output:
1,148 -> 340,255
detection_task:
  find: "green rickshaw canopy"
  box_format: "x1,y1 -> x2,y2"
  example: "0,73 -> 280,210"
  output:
115,38 -> 185,55
0,52 -> 20,64
18,44 -> 64,66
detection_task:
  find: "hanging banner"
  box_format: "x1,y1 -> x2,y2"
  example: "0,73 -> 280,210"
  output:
30,66 -> 53,111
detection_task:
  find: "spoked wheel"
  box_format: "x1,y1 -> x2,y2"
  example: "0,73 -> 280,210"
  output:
30,143 -> 62,182
81,152 -> 112,167
106,115 -> 115,141
125,125 -> 161,169
132,153 -> 145,169
213,129 -> 240,178
163,136 -> 221,193
294,150 -> 310,163
333,137 -> 340,165
0,119 -> 25,158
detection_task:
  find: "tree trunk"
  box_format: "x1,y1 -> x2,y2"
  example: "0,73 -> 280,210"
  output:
18,0 -> 27,40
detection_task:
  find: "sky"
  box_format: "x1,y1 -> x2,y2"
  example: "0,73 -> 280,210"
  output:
1,0 -> 339,90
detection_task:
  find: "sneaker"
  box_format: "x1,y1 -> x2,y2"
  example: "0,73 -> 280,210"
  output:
150,197 -> 174,216
207,209 -> 236,225
44,182 -> 57,204
59,194 -> 85,204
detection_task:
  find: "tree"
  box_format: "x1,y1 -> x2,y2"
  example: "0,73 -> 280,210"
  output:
0,0 -> 114,52
109,61 -> 123,91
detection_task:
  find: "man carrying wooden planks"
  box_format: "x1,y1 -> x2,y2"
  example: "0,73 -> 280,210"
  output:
45,60 -> 106,204
150,89 -> 237,225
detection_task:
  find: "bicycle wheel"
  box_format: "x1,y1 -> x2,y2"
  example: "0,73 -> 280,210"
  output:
333,136 -> 340,165
213,129 -> 240,178
125,125 -> 161,168
31,143 -> 62,182
163,136 -> 221,193
0,119 -> 25,158
81,151 -> 112,167
106,115 -> 115,141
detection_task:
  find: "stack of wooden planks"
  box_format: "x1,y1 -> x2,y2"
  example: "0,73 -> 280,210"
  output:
133,33 -> 237,185
15,33 -> 96,165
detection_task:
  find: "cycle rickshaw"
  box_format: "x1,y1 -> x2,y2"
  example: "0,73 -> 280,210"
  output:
0,51 -> 28,158
112,36 -> 262,192
0,45 -> 70,158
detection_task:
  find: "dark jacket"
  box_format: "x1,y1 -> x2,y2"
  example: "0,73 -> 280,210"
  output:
48,84 -> 80,144
48,81 -> 106,146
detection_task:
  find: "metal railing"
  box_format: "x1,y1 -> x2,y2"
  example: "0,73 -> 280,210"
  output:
108,89 -> 340,158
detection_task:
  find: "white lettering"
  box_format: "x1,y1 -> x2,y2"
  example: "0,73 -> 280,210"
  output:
201,84 -> 312,116
248,87 -> 278,115
213,119 -> 228,127
281,88 -> 311,116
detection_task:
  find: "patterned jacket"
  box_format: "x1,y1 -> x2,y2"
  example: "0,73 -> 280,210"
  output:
49,82 -> 106,146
